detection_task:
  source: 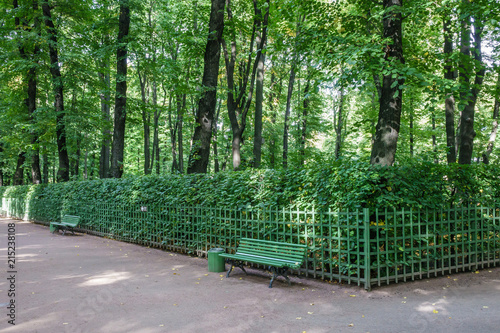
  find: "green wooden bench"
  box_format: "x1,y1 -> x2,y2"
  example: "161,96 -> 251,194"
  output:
219,238 -> 307,288
50,215 -> 81,236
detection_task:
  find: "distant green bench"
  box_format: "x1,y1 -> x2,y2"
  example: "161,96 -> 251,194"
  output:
219,238 -> 307,288
50,215 -> 81,236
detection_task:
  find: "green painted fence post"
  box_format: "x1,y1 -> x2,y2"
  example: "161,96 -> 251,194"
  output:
363,208 -> 371,291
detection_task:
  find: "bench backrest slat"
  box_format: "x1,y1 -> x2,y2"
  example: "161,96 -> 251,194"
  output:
235,238 -> 307,263
61,215 -> 80,227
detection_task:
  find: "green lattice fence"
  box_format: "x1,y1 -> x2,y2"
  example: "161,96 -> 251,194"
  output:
1,197 -> 499,289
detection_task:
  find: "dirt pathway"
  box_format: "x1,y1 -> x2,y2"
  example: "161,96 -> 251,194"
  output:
0,218 -> 499,333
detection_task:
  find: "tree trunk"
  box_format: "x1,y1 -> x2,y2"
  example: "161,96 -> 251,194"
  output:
111,0 -> 130,178
13,153 -> 26,185
269,72 -> 281,167
458,4 -> 484,165
99,57 -> 111,179
252,0 -> 269,168
151,79 -> 161,174
370,0 -> 405,166
84,144 -> 88,180
177,94 -> 185,173
283,15 -> 303,168
409,107 -> 414,158
167,93 -> 179,172
212,100 -> 222,172
74,135 -> 81,178
139,71 -> 151,175
432,111 -> 438,163
42,2 -> 70,182
42,150 -> 49,183
282,64 -> 296,169
334,84 -> 344,160
300,78 -> 311,165
444,16 -> 457,164
482,72 -> 500,164
186,0 -> 225,173
252,50 -> 265,168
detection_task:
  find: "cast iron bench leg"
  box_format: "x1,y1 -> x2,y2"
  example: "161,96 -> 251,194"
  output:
269,267 -> 290,288
225,259 -> 247,278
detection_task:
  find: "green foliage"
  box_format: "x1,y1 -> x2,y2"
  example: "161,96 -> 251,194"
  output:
1,161 -> 498,216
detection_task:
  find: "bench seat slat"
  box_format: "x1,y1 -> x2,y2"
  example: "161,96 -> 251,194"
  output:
220,253 -> 302,268
235,249 -> 305,261
220,256 -> 300,270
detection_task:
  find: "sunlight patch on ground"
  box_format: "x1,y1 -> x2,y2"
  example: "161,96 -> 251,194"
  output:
79,271 -> 131,287
416,299 -> 449,314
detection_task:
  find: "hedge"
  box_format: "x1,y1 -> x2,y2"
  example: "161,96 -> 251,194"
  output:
1,160 -> 499,215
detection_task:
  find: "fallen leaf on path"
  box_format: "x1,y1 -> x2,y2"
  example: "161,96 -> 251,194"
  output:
433,310 -> 439,314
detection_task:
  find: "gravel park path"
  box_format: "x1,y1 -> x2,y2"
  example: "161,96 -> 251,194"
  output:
0,217 -> 499,333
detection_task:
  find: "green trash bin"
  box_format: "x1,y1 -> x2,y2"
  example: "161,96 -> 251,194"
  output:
208,248 -> 225,272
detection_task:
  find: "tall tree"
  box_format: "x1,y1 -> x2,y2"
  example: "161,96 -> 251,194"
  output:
252,0 -> 270,168
42,2 -> 70,181
13,0 -> 41,184
334,82 -> 344,160
111,0 -> 131,178
187,0 -> 225,173
370,0 -> 405,166
283,15 -> 304,168
457,0 -> 485,164
222,0 -> 268,170
443,13 -> 457,164
482,71 -> 500,164
98,50 -> 111,179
